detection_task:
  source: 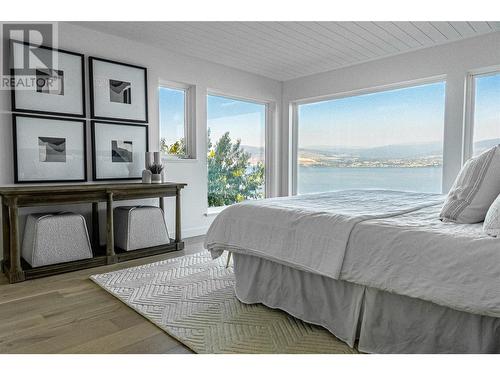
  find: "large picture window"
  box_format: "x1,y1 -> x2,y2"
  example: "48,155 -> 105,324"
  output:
207,94 -> 266,208
470,72 -> 500,157
296,81 -> 446,194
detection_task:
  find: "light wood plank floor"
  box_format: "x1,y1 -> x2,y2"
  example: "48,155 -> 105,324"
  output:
0,237 -> 207,354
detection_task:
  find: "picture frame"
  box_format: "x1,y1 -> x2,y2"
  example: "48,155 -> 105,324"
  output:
91,121 -> 149,181
13,114 -> 87,183
10,40 -> 86,118
89,57 -> 148,123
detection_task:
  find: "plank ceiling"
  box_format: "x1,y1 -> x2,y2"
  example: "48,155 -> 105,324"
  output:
72,22 -> 500,81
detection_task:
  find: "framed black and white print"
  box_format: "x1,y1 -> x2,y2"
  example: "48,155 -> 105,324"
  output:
13,114 -> 87,183
10,40 -> 85,117
91,121 -> 148,180
89,57 -> 148,123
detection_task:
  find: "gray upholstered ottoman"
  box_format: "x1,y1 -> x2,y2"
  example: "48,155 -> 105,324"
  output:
114,206 -> 170,251
21,212 -> 93,267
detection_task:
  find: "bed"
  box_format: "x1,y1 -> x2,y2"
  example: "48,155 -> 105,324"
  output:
205,190 -> 500,353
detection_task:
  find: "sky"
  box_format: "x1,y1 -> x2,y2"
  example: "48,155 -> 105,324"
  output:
159,90 -> 266,148
159,75 -> 499,151
298,81 -> 447,149
207,94 -> 265,148
159,86 -> 185,145
472,73 -> 500,146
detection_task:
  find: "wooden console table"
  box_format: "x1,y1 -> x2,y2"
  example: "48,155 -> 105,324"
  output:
0,182 -> 186,283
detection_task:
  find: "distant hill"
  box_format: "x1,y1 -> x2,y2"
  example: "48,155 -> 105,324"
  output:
241,138 -> 500,163
302,138 -> 500,159
302,142 -> 443,159
241,145 -> 264,164
241,145 -> 264,156
474,138 -> 500,154
351,142 -> 442,159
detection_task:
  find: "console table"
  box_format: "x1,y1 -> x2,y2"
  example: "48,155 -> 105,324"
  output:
0,182 -> 186,283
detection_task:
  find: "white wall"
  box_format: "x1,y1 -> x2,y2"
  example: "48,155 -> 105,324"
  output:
2,24 -> 500,262
0,22 -> 282,257
280,31 -> 500,196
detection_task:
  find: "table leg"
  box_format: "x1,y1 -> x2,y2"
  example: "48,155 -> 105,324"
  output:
8,198 -> 25,283
159,197 -> 164,212
2,200 -> 10,274
175,187 -> 181,243
106,192 -> 117,264
91,202 -> 100,253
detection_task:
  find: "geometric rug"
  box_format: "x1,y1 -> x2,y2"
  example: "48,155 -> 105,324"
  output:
90,252 -> 359,354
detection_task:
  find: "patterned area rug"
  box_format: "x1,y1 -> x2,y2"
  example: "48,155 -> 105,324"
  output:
90,252 -> 358,354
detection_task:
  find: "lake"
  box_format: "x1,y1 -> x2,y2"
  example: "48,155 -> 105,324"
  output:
297,166 -> 443,194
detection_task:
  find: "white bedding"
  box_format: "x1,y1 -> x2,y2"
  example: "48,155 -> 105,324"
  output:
341,204 -> 500,318
205,190 -> 443,279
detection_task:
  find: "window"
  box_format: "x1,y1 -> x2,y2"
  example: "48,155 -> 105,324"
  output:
470,71 -> 500,157
296,81 -> 446,194
159,84 -> 193,159
207,94 -> 266,208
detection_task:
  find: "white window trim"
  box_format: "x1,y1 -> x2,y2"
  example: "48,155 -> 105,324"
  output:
290,75 -> 447,196
207,89 -> 272,106
265,102 -> 276,199
292,75 -> 446,106
204,205 -> 228,216
290,103 -> 299,196
463,67 -> 500,164
206,90 -> 275,210
158,80 -> 196,160
463,72 -> 476,164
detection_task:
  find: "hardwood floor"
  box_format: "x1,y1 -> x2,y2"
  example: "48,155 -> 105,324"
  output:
0,237 -> 206,354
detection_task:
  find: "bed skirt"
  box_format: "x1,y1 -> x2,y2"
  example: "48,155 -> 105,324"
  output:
233,253 -> 500,354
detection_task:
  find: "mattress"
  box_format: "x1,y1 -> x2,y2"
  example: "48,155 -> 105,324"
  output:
234,253 -> 500,353
206,190 -> 500,318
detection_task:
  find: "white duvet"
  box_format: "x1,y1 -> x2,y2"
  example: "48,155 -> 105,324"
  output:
341,204 -> 500,318
205,190 -> 443,279
205,189 -> 500,318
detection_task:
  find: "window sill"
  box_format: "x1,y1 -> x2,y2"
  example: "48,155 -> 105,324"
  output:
204,206 -> 228,216
162,157 -> 198,163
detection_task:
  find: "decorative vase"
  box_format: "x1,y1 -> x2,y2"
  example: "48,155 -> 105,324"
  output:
154,151 -> 161,164
145,152 -> 154,169
161,169 -> 167,183
142,169 -> 152,183
151,173 -> 162,184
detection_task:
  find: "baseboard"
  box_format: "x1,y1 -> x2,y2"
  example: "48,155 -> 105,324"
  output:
182,226 -> 209,239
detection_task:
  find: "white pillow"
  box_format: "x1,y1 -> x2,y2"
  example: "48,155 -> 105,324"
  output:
484,194 -> 500,237
440,145 -> 500,223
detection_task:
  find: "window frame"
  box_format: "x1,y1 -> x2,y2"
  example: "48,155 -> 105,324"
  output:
158,80 -> 196,160
463,67 -> 500,164
206,90 -> 273,206
290,75 -> 447,195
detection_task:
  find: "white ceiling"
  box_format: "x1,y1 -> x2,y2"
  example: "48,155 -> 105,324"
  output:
72,22 -> 500,81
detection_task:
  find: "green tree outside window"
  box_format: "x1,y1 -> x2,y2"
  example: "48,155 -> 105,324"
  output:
207,129 -> 264,207
160,130 -> 264,207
